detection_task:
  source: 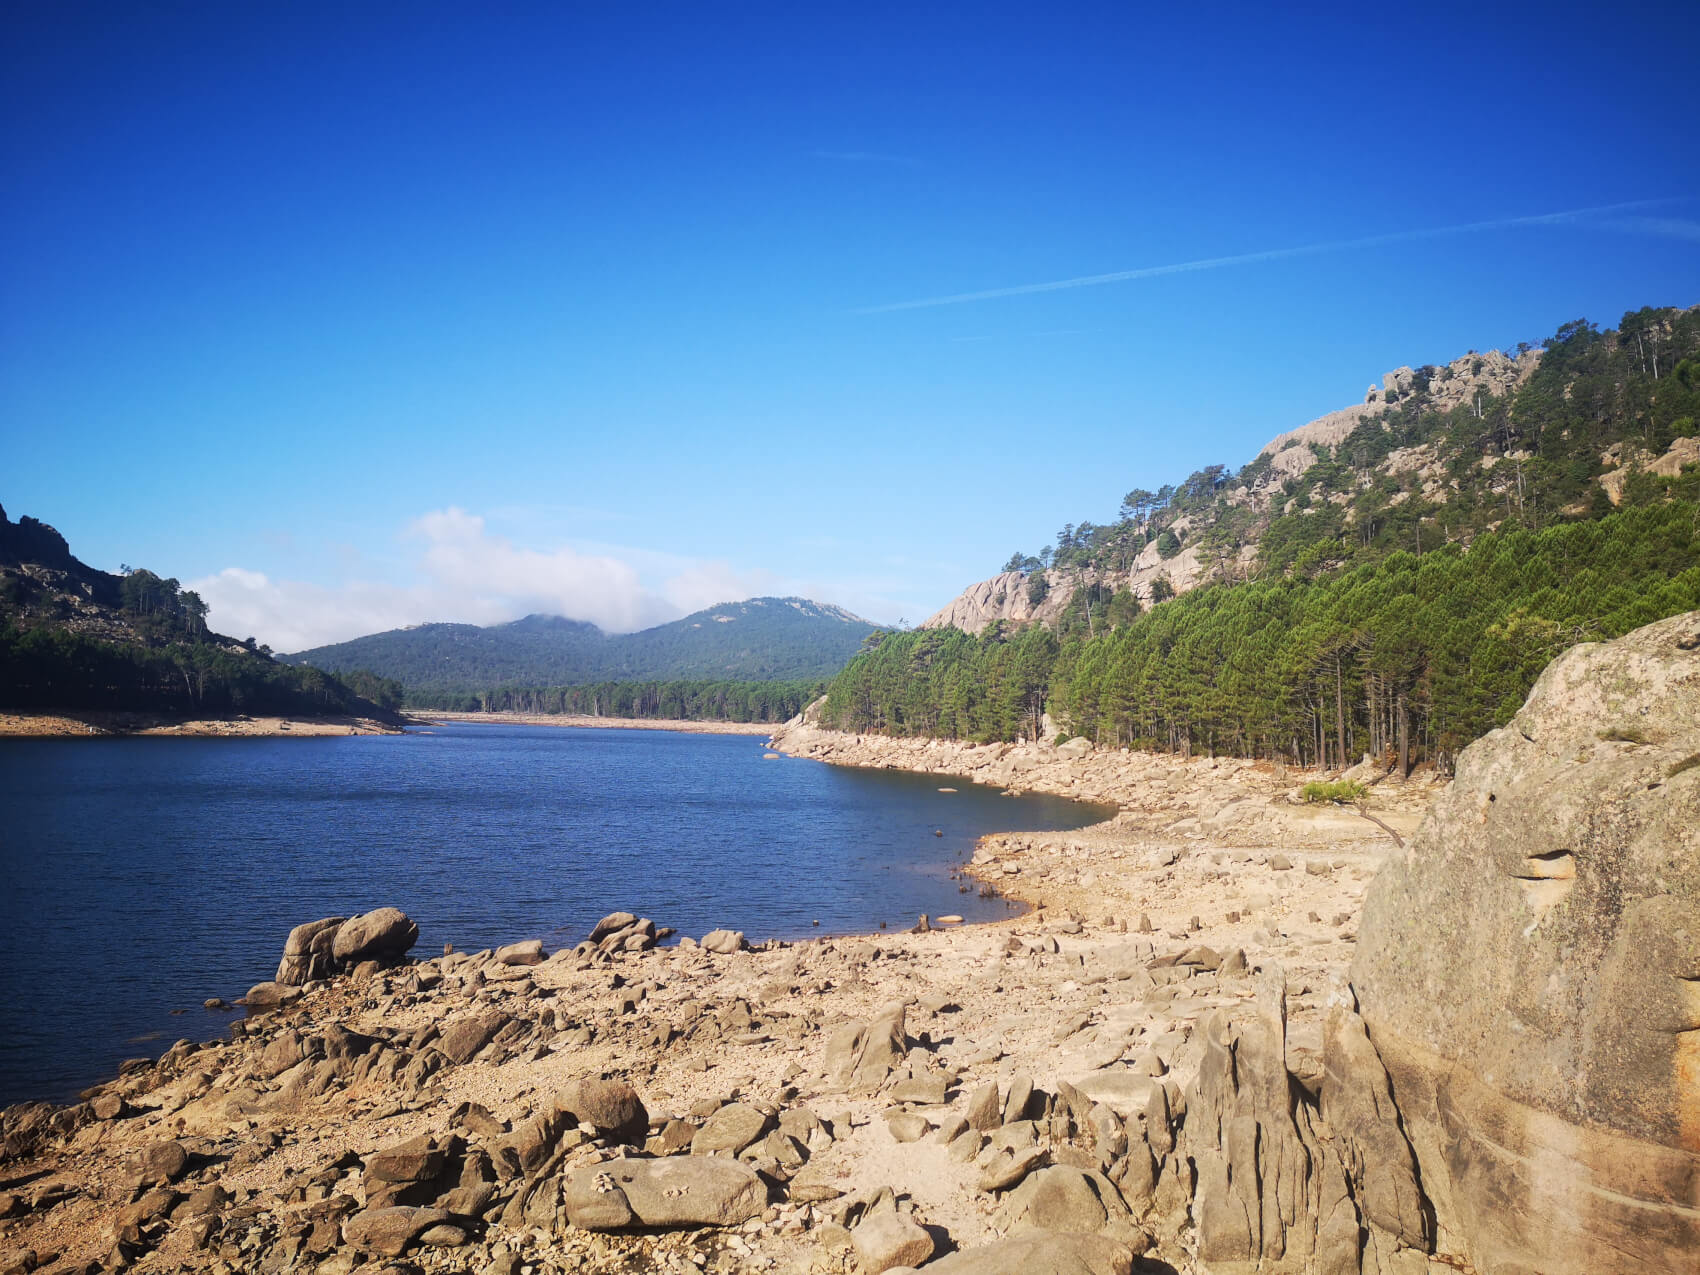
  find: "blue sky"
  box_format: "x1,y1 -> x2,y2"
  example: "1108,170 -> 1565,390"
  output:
4,1 -> 1697,648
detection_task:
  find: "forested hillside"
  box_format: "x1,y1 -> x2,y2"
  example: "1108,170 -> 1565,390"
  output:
0,506 -> 402,719
824,501 -> 1700,768
284,598 -> 874,699
823,305 -> 1700,771
930,306 -> 1700,635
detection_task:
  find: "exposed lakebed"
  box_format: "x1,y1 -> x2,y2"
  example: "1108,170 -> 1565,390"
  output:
0,722 -> 1109,1104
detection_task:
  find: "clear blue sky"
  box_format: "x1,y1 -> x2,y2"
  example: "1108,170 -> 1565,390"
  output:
4,1 -> 1697,648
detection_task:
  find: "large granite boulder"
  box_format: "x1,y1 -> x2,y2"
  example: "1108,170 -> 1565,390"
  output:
332,907 -> 419,965
823,1002 -> 909,1094
560,1156 -> 765,1229
272,908 -> 420,988
1353,610 -> 1700,1275
275,916 -> 346,985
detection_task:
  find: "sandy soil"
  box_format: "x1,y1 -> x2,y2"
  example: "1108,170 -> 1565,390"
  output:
0,711 -> 407,738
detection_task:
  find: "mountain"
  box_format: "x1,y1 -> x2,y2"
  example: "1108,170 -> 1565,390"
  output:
281,597 -> 877,695
0,507 -> 402,721
924,306 -> 1700,633
818,305 -> 1700,768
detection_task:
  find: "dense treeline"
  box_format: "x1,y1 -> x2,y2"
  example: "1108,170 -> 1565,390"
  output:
0,623 -> 399,718
412,678 -> 825,723
822,501 -> 1700,769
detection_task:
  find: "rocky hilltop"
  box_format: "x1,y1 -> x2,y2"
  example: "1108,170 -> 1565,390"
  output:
0,616 -> 1693,1275
923,306 -> 1700,634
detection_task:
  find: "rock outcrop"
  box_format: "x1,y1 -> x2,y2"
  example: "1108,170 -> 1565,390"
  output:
1351,608 -> 1700,1275
271,909 -> 418,987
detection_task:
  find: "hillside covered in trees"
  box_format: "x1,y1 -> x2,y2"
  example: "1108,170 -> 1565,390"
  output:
0,506 -> 402,720
927,306 -> 1700,635
284,598 -> 875,699
823,306 -> 1700,770
824,501 -> 1700,768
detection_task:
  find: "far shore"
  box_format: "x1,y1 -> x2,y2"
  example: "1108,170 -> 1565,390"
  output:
0,710 -> 406,738
424,710 -> 777,735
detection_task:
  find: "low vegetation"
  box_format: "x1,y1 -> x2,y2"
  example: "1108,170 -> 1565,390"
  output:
1300,779 -> 1368,804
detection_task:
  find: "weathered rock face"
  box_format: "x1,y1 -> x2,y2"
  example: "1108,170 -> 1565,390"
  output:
332,908 -> 419,966
273,909 -> 419,988
1179,970 -> 1425,1275
275,916 -> 346,985
823,1002 -> 908,1094
1353,610 -> 1700,1275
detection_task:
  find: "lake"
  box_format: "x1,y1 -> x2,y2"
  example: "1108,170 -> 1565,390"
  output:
0,722 -> 1109,1105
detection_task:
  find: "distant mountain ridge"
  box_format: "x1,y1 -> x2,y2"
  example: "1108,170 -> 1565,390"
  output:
281,597 -> 878,693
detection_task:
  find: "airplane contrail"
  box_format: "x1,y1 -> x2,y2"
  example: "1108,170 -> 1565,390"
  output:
855,198 -> 1678,314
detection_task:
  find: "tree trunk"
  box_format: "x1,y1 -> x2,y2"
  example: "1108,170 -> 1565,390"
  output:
1334,656 -> 1347,771
1397,690 -> 1411,779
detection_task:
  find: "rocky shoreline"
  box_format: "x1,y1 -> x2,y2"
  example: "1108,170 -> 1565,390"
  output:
1,613 -> 1694,1275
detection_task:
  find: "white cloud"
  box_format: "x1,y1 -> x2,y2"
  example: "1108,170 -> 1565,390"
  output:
186,507 -> 793,652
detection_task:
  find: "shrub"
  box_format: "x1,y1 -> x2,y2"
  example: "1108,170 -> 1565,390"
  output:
1300,779 -> 1368,804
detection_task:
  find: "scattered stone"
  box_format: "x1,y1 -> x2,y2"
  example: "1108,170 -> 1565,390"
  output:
494,940 -> 545,966
690,1102 -> 768,1155
242,981 -> 301,1010
437,1011 -> 508,1065
823,1002 -> 908,1094
883,1112 -> 930,1143
964,1082 -> 1002,1132
342,1206 -> 451,1258
563,1156 -> 765,1229
558,1078 -> 649,1145
852,1209 -> 935,1273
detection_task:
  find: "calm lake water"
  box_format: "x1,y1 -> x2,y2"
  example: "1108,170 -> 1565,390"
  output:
0,723 -> 1108,1105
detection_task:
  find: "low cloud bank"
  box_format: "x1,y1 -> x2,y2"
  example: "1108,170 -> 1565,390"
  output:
189,508 -> 778,652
